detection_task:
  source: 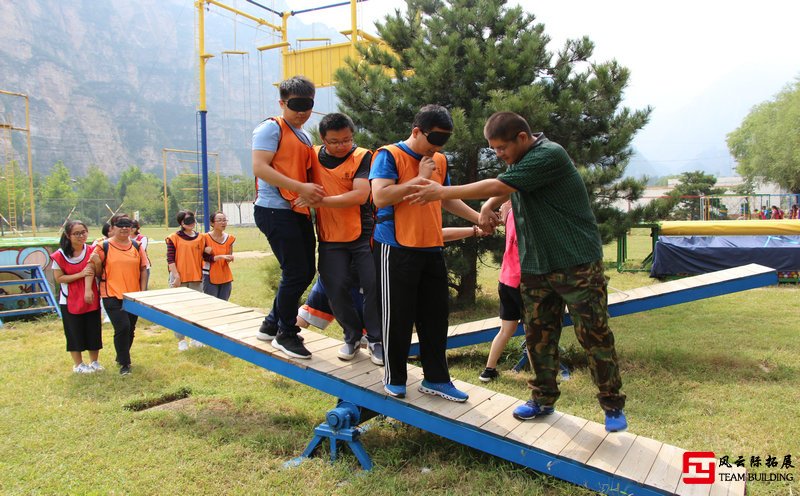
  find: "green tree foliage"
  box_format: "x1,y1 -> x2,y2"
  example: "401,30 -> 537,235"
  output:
647,171 -> 725,220
169,173 -> 203,212
77,165 -> 114,199
122,174 -> 165,225
116,165 -> 145,200
335,0 -> 651,305
39,161 -> 78,226
75,165 -> 116,225
727,79 -> 800,193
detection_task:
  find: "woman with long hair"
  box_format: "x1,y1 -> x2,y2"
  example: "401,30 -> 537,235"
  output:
51,220 -> 102,374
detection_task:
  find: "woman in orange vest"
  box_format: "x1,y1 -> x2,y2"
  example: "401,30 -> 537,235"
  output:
202,211 -> 235,300
90,215 -> 148,376
51,220 -> 102,374
166,210 -> 206,351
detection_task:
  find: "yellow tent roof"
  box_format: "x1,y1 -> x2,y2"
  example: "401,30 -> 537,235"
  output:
659,220 -> 800,235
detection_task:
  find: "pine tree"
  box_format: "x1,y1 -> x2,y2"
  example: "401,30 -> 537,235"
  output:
335,0 -> 651,305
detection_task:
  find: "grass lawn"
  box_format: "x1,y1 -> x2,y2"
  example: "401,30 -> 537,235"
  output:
0,227 -> 797,495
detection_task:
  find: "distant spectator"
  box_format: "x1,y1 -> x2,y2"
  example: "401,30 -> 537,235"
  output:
202,211 -> 235,301
762,205 -> 771,219
771,206 -> 784,220
166,210 -> 207,350
790,204 -> 799,220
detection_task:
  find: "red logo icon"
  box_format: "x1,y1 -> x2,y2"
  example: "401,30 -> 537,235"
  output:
683,451 -> 716,484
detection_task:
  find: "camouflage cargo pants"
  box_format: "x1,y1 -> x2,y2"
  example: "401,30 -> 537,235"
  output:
520,260 -> 625,411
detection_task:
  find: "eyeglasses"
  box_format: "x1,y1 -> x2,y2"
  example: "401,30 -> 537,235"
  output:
422,130 -> 452,147
283,97 -> 314,112
71,231 -> 88,237
324,138 -> 354,148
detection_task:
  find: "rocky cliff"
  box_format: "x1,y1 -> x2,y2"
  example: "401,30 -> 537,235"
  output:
0,0 -> 296,179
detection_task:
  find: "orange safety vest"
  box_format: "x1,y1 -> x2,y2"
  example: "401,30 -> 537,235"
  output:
204,232 -> 235,284
166,232 -> 205,283
378,145 -> 446,248
99,240 -> 142,299
268,116 -> 312,216
310,145 -> 370,242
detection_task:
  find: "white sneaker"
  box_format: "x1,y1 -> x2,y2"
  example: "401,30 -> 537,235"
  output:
89,361 -> 105,371
73,363 -> 94,374
177,340 -> 189,352
189,340 -> 206,348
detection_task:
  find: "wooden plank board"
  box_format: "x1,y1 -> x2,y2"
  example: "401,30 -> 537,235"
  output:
303,336 -> 342,354
137,291 -> 211,306
643,443 -> 684,494
456,392 -> 518,428
211,316 -> 265,333
328,355 -> 380,381
306,345 -> 359,374
586,431 -> 637,473
532,412 -> 587,454
196,311 -> 263,327
176,306 -> 253,321
559,420 -> 607,464
506,411 -> 564,445
159,297 -> 237,312
430,384 -> 497,420
481,401 -> 526,437
238,335 -> 306,368
123,289 -> 748,496
615,435 -> 662,483
124,287 -> 192,299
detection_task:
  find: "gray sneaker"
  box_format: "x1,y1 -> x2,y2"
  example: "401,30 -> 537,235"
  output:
338,343 -> 358,361
369,342 -> 384,366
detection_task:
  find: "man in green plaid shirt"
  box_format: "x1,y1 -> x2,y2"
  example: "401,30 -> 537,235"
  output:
403,111 -> 627,433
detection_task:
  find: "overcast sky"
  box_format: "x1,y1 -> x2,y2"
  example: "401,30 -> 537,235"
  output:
280,0 -> 800,173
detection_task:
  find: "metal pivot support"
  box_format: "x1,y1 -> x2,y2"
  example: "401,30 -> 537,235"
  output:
287,400 -> 377,471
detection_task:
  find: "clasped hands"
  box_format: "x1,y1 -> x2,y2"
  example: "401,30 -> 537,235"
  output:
292,182 -> 326,208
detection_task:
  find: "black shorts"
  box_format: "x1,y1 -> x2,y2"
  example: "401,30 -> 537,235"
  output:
61,305 -> 102,352
498,282 -> 524,321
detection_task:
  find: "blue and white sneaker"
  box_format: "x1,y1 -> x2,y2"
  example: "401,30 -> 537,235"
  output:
604,409 -> 628,432
512,400 -> 555,421
384,383 -> 406,398
418,380 -> 469,402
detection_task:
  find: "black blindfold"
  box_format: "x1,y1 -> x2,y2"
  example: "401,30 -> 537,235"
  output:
285,97 -> 314,112
423,130 -> 452,146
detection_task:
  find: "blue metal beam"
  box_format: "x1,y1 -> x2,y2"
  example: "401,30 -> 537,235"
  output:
123,298 -> 673,496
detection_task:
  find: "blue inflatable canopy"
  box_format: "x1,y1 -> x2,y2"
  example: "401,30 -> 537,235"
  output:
651,235 -> 800,277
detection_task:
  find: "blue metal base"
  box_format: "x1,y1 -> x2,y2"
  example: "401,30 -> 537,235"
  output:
288,400 -> 374,471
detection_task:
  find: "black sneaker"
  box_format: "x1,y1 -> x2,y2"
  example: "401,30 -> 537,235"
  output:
479,367 -> 498,382
119,364 -> 132,376
272,333 -> 312,359
257,320 -> 278,341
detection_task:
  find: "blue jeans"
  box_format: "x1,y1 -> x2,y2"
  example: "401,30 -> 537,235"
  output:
254,206 -> 316,335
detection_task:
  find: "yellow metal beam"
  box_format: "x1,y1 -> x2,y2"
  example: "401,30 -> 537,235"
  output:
257,41 -> 290,51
